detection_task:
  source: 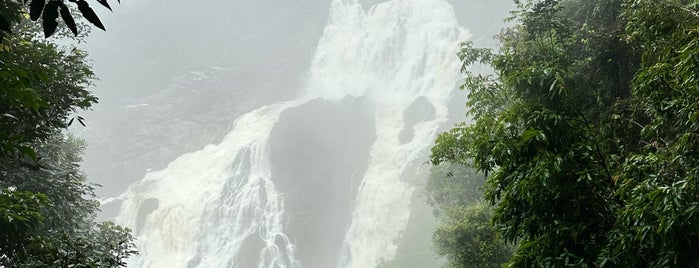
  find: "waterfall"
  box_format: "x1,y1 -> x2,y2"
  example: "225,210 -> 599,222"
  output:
116,0 -> 468,267
117,102 -> 305,267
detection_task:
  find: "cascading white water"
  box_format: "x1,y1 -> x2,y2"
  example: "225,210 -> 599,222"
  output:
116,0 -> 468,267
307,1 -> 468,267
117,101 -> 306,267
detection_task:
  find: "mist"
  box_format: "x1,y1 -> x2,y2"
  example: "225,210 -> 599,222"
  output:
74,0 -> 514,267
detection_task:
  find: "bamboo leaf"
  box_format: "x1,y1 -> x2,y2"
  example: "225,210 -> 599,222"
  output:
42,1 -> 59,37
29,0 -> 46,21
58,2 -> 78,36
77,0 -> 105,30
96,0 -> 112,11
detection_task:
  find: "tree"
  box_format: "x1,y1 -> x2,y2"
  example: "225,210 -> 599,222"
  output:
433,203 -> 512,268
598,0 -> 699,266
1,11 -> 136,267
432,0 -> 699,266
0,189 -> 47,262
433,1 -> 630,265
425,162 -> 485,215
425,162 -> 513,268
0,19 -> 97,160
0,134 -> 137,266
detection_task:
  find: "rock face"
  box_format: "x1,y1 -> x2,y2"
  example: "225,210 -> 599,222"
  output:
269,97 -> 376,268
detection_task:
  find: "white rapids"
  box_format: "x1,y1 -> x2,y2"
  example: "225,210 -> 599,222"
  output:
115,0 -> 469,267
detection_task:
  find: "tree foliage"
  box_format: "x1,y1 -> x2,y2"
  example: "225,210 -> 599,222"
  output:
0,134 -> 137,267
0,21 -> 96,160
425,162 -> 513,268
432,0 -> 699,266
0,189 -> 47,260
599,0 -> 699,266
425,162 -> 485,215
0,8 -> 136,267
433,203 -> 512,268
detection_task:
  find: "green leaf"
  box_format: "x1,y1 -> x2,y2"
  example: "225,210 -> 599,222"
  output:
11,88 -> 44,109
2,113 -> 17,120
521,129 -> 542,143
17,145 -> 37,161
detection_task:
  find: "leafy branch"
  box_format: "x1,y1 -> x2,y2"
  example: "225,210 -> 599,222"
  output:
1,0 -> 117,39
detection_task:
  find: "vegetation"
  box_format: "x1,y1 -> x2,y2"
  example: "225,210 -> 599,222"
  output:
0,11 -> 136,267
1,23 -> 96,159
432,202 -> 512,268
425,162 -> 513,268
432,0 -> 699,267
1,0 -> 115,40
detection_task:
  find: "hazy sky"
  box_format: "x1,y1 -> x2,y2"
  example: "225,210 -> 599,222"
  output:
83,0 -> 512,105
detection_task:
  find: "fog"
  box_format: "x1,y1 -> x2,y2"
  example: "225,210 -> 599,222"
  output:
75,0 -> 513,267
